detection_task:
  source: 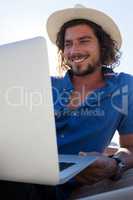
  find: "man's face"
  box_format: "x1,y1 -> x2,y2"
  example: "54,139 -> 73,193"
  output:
63,24 -> 101,76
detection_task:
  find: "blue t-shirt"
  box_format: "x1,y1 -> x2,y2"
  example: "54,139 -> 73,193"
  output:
51,69 -> 133,154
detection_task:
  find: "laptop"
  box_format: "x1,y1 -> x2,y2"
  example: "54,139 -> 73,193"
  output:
0,37 -> 97,185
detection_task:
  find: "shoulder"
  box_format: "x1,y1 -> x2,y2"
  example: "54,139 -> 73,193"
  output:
103,68 -> 133,87
51,76 -> 65,91
105,72 -> 133,100
51,75 -> 64,83
51,70 -> 73,92
114,72 -> 133,88
116,73 -> 133,102
117,72 -> 133,82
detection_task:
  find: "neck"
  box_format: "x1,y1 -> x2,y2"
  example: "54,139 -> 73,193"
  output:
71,69 -> 105,91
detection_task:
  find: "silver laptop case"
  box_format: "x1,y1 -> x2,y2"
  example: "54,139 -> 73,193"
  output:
0,37 -> 60,185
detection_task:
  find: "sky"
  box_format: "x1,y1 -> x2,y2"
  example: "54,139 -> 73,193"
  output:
0,0 -> 133,76
0,0 -> 132,144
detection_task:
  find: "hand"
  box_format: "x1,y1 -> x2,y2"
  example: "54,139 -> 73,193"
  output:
75,151 -> 117,185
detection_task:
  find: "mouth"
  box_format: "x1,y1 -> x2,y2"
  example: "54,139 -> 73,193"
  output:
71,55 -> 89,63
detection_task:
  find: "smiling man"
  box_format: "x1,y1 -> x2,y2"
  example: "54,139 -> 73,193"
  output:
63,23 -> 101,76
46,4 -> 133,200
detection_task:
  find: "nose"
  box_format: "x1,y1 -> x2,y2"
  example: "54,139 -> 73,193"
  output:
70,41 -> 81,54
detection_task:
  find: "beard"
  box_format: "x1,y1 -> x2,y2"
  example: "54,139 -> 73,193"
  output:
69,62 -> 101,77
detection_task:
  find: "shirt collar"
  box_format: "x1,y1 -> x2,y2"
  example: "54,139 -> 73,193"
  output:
63,67 -> 117,86
62,68 -> 119,100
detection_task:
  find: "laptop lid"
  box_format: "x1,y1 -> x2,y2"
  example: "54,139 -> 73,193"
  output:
0,37 -> 60,185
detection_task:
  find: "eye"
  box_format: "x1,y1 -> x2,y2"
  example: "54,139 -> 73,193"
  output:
80,40 -> 91,44
64,42 -> 72,48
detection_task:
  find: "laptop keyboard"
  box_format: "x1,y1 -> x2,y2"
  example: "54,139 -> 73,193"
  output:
59,162 -> 75,171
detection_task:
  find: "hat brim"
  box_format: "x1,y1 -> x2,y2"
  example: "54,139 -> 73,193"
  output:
47,7 -> 122,49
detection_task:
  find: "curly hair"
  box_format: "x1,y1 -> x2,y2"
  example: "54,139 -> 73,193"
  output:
56,19 -> 121,75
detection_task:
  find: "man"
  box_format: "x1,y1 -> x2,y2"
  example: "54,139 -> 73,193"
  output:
46,4 -> 133,199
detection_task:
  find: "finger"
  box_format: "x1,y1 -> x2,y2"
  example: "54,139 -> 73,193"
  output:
76,174 -> 101,185
79,152 -> 87,156
79,151 -> 102,156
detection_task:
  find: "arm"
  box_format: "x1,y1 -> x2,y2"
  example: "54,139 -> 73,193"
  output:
113,134 -> 133,170
75,135 -> 133,185
76,80 -> 133,184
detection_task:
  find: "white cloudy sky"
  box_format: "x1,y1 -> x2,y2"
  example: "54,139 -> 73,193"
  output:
0,0 -> 133,76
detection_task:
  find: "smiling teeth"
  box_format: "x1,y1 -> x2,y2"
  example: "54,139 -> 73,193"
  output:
73,58 -> 85,63
72,57 -> 87,63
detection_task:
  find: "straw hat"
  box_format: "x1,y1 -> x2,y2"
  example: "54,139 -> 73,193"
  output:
47,4 -> 122,49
